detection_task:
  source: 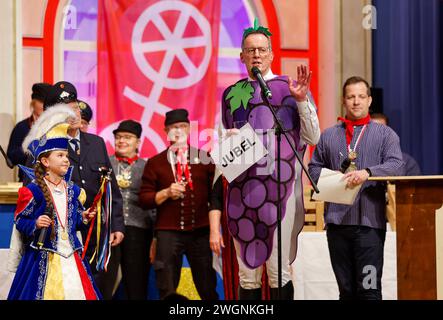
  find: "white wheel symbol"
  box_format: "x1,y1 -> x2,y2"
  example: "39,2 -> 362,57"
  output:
132,0 -> 212,89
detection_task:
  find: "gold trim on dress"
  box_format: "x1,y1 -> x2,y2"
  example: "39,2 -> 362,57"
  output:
43,252 -> 65,300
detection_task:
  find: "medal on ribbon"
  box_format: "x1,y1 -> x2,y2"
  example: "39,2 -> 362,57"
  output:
116,164 -> 132,188
345,125 -> 367,173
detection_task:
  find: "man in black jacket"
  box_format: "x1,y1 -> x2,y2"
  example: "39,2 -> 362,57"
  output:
7,83 -> 51,181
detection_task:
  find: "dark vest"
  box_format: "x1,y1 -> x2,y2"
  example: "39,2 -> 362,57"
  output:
139,147 -> 214,231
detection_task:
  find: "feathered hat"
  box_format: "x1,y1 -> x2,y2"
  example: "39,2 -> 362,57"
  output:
22,104 -> 75,163
19,104 -> 76,181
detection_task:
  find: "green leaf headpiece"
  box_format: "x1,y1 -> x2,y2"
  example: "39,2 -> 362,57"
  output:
242,17 -> 272,40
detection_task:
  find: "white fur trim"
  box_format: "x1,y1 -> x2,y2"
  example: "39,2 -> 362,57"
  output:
22,104 -> 76,153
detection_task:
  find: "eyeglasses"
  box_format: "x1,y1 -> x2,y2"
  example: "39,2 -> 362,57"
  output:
168,123 -> 189,130
242,47 -> 270,56
115,134 -> 137,141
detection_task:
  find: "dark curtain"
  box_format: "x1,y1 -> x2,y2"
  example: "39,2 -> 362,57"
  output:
373,0 -> 442,174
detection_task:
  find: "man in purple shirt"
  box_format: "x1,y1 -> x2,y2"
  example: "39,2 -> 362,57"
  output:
308,76 -> 404,300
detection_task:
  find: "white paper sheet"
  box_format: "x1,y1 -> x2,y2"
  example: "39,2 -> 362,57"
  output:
312,168 -> 361,205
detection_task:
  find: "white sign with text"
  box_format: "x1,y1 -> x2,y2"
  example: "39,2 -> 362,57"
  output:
210,123 -> 268,183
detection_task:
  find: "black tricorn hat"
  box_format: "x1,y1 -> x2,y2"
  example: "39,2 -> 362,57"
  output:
78,100 -> 93,123
31,83 -> 51,102
44,81 -> 78,110
164,109 -> 190,127
112,120 -> 142,138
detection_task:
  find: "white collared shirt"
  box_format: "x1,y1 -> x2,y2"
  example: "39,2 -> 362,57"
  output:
67,130 -> 81,153
247,69 -> 276,81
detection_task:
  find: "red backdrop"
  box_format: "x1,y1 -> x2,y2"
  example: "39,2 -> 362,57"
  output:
97,0 -> 221,158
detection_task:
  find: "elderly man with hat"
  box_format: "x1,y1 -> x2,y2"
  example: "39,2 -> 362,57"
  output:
109,120 -> 156,300
7,82 -> 51,181
23,81 -> 125,300
139,109 -> 219,300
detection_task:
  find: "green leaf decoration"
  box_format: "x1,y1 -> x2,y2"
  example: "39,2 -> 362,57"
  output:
225,81 -> 255,114
242,17 -> 272,39
254,17 -> 259,29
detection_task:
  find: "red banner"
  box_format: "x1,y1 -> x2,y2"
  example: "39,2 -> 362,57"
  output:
97,0 -> 221,158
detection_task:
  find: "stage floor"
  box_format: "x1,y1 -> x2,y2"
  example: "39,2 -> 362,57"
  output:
292,231 -> 397,300
0,231 -> 397,300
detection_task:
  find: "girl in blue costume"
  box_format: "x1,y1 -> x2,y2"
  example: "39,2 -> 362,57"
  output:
8,105 -> 101,300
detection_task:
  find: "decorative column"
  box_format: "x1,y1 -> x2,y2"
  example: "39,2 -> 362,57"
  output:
0,0 -> 22,182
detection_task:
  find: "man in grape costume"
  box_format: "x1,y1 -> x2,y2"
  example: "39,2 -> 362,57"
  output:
219,19 -> 320,300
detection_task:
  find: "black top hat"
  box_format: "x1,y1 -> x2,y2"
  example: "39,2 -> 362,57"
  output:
31,83 -> 51,102
112,120 -> 142,138
78,100 -> 93,123
164,109 -> 190,127
44,81 -> 78,110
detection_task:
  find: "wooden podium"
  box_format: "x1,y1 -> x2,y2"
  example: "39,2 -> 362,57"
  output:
369,176 -> 443,300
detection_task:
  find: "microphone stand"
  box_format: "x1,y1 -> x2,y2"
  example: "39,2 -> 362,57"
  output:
0,145 -> 14,169
258,82 -> 319,300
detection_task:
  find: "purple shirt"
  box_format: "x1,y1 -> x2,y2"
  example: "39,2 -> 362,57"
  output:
308,121 -> 405,230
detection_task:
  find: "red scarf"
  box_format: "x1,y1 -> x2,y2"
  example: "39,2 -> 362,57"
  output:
337,114 -> 371,146
115,155 -> 139,165
169,145 -> 193,190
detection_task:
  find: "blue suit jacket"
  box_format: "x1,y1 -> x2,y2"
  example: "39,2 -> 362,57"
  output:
23,131 -> 124,260
15,182 -> 87,253
67,132 -> 124,260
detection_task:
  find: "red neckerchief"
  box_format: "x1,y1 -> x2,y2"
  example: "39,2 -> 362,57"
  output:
169,145 -> 193,190
115,155 -> 139,165
337,114 -> 371,146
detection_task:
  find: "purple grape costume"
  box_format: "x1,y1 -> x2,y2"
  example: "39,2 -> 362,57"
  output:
222,76 -> 318,270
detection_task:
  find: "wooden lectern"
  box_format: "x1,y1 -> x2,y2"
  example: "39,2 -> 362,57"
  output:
369,176 -> 443,300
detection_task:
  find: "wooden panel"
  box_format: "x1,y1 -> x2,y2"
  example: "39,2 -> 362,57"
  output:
22,0 -> 47,38
281,58 -> 309,79
0,183 -> 21,204
395,179 -> 443,299
341,0 -> 372,84
436,206 -> 443,299
273,0 -> 309,49
22,47 -> 43,119
370,175 -> 443,181
386,183 -> 396,231
303,186 -> 324,232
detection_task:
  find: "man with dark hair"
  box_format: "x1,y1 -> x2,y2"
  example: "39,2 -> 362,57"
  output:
7,83 -> 51,181
370,113 -> 421,176
308,76 -> 404,300
342,76 -> 371,97
26,81 -> 125,299
139,109 -> 219,300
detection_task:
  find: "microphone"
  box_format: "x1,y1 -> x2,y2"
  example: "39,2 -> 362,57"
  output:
251,66 -> 272,99
0,145 -> 14,169
37,209 -> 52,249
37,225 -> 48,249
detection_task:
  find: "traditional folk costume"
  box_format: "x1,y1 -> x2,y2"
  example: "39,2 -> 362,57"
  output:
7,106 -> 101,300
110,120 -> 156,300
139,109 -> 218,300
